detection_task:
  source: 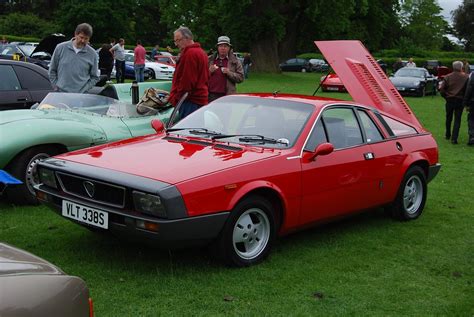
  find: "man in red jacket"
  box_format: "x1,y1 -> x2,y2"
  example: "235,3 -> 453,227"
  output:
169,26 -> 209,119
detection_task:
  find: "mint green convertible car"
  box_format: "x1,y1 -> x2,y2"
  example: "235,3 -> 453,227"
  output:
1,82 -> 173,204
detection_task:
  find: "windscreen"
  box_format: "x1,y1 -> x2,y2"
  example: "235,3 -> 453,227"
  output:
172,96 -> 314,148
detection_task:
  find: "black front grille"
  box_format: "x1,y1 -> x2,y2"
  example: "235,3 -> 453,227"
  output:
56,172 -> 126,208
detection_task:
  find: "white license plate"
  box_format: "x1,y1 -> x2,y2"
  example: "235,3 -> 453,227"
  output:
397,87 -> 405,91
327,87 -> 339,91
62,200 -> 108,229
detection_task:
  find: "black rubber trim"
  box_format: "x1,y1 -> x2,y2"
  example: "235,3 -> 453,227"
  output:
38,158 -> 187,219
427,163 -> 441,183
36,184 -> 229,248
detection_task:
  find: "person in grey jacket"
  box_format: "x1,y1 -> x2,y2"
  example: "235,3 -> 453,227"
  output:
49,23 -> 99,93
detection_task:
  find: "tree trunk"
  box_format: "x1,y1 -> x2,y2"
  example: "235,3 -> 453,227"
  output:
250,35 -> 281,73
247,0 -> 281,73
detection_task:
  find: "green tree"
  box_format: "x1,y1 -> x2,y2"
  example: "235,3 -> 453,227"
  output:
54,0 -> 133,46
158,0 -> 400,72
452,0 -> 474,51
399,0 -> 448,50
0,13 -> 58,38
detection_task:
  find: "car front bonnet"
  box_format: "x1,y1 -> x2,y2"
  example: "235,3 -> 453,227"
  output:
0,243 -> 62,276
56,134 -> 282,184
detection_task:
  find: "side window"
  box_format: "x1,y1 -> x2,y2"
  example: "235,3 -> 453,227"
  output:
14,65 -> 52,90
0,65 -> 22,91
357,109 -> 384,143
322,108 -> 363,149
381,114 -> 417,136
305,119 -> 327,151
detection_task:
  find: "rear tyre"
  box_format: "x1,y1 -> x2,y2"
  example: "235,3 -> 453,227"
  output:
389,166 -> 427,221
6,146 -> 60,205
215,195 -> 276,267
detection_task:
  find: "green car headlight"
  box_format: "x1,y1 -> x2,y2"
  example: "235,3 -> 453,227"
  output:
38,167 -> 57,189
133,191 -> 167,218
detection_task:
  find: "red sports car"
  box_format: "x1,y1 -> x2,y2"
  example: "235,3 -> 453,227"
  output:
35,41 -> 440,267
320,73 -> 346,92
154,55 -> 176,67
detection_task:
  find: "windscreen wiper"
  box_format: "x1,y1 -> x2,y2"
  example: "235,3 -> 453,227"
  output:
212,134 -> 289,145
167,127 -> 221,136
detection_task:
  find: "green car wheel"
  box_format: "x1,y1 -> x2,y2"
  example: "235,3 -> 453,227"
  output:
6,145 -> 62,205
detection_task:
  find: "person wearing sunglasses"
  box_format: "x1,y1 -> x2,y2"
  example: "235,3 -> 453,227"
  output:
169,26 -> 209,119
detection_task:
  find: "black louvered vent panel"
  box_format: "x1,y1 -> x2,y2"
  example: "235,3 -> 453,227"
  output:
163,136 -> 186,142
187,140 -> 213,146
214,144 -> 243,152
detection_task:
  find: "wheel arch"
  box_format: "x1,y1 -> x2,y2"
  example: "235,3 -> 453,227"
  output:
4,143 -> 68,170
227,182 -> 286,232
394,154 -> 430,192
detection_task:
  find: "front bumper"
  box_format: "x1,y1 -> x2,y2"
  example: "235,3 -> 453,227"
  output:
322,84 -> 346,92
395,86 -> 421,95
36,184 -> 229,248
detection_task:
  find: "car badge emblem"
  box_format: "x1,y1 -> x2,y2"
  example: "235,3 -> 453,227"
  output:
83,181 -> 95,198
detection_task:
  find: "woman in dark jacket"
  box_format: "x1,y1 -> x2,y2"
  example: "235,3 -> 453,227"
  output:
99,43 -> 114,80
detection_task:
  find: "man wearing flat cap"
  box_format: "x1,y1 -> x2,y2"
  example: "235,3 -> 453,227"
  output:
208,35 -> 244,102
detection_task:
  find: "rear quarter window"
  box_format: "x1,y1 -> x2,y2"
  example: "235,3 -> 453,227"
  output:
381,115 -> 417,136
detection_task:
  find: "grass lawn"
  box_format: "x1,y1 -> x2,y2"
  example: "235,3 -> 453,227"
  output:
1,72 -> 473,316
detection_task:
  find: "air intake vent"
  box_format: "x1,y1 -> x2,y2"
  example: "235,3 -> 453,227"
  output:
349,61 -> 391,105
214,144 -> 243,152
366,55 -> 387,80
389,88 -> 412,114
163,136 -> 185,142
188,140 -> 213,146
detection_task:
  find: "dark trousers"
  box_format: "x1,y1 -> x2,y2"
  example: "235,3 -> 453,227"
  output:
445,99 -> 463,141
468,109 -> 474,143
100,67 -> 112,80
178,100 -> 200,120
115,60 -> 125,83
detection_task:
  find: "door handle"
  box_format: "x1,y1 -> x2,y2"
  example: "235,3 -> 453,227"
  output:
364,152 -> 375,160
17,97 -> 28,102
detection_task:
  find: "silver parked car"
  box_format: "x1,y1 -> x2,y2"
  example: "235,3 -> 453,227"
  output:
0,242 -> 93,317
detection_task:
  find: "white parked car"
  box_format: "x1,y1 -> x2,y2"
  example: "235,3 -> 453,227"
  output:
124,52 -> 175,80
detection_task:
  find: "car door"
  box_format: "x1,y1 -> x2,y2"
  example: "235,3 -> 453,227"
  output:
286,59 -> 297,71
300,106 -> 377,224
13,64 -> 52,108
0,64 -> 32,110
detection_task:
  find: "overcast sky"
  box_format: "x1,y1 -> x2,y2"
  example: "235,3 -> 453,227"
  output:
438,0 -> 463,23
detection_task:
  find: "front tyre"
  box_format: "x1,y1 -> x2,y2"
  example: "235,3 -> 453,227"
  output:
390,166 -> 427,221
6,146 -> 60,205
216,196 -> 276,267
